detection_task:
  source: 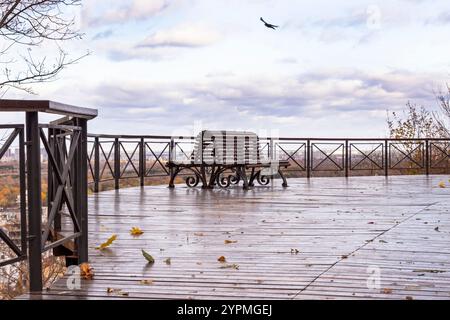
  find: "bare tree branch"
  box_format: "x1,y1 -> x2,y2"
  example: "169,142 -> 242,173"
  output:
0,0 -> 86,94
433,84 -> 450,137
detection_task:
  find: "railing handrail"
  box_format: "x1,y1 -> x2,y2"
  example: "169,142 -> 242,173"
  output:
87,133 -> 450,141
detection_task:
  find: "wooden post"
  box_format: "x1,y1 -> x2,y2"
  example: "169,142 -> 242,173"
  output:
76,118 -> 89,263
26,112 -> 43,292
384,139 -> 389,177
140,137 -> 145,187
425,139 -> 430,175
114,138 -> 120,189
345,140 -> 349,177
306,139 -> 311,178
94,137 -> 100,193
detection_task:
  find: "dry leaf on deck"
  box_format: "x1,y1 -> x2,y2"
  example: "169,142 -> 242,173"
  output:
164,258 -> 172,265
217,256 -> 226,262
438,181 -> 446,188
140,279 -> 154,285
130,227 -> 144,236
224,240 -> 237,244
194,232 -> 204,236
142,249 -> 155,264
219,264 -> 239,270
96,234 -> 117,250
381,288 -> 393,294
80,263 -> 94,280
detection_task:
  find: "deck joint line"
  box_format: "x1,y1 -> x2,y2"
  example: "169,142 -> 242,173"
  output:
290,201 -> 439,300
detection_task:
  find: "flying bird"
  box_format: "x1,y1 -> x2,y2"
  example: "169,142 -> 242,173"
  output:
260,17 -> 278,30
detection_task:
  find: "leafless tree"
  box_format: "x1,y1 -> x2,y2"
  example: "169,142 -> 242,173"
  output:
0,0 -> 87,94
387,101 -> 445,139
434,85 -> 450,137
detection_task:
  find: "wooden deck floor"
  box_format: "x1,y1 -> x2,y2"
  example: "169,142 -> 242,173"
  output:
19,175 -> 450,300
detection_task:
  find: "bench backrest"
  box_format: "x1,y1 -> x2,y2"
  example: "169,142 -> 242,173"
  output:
192,130 -> 261,165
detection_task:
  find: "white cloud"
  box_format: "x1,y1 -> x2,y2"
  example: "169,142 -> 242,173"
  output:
137,24 -> 220,48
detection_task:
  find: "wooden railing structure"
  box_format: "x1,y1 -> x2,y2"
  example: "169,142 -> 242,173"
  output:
0,100 -> 97,292
1,99 -> 450,294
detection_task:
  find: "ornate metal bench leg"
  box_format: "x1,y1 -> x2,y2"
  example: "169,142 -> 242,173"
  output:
248,167 -> 256,187
207,165 -> 217,189
238,166 -> 250,190
200,165 -> 208,189
278,168 -> 288,187
168,167 -> 180,188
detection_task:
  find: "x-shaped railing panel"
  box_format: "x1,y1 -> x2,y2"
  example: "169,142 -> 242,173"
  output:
276,142 -> 306,170
430,142 -> 450,169
312,143 -> 344,171
87,141 -> 96,182
145,142 -> 170,176
175,142 -> 195,161
120,142 -> 140,178
389,143 -> 424,169
350,143 -> 384,170
259,142 -> 270,160
99,142 -> 115,180
0,127 -> 27,267
40,128 -> 82,252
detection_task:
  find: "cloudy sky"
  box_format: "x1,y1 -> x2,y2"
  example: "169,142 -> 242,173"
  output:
4,0 -> 450,137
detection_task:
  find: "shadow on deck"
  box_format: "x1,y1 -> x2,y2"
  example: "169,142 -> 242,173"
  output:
19,175 -> 450,300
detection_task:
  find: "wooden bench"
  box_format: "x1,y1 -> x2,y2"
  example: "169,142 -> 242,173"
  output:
166,130 -> 290,189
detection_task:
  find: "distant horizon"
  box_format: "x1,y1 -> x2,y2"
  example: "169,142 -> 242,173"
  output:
3,0 -> 450,137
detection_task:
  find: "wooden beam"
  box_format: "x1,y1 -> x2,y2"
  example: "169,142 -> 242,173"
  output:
0,99 -> 97,119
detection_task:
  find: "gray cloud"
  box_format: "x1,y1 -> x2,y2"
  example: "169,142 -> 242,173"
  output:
82,0 -> 170,27
426,11 -> 450,25
82,69 -> 439,123
92,30 -> 114,41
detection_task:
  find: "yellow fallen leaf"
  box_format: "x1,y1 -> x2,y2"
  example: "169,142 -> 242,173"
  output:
224,240 -> 237,244
106,288 -> 129,296
130,227 -> 144,236
96,234 -> 117,250
217,256 -> 226,262
140,279 -> 154,285
80,263 -> 94,280
438,181 -> 446,188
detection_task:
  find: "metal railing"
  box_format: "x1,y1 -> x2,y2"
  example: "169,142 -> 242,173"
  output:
0,100 -> 97,292
87,135 -> 450,191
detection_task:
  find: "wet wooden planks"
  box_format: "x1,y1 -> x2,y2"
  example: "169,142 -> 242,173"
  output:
18,175 -> 450,300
